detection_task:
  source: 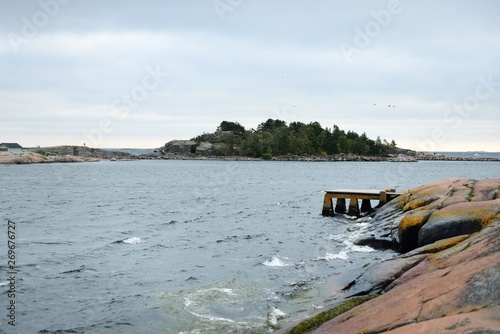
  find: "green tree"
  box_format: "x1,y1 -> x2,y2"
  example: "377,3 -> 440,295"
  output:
271,126 -> 290,155
242,133 -> 263,157
317,130 -> 331,155
338,133 -> 350,153
217,121 -> 245,136
257,119 -> 287,132
192,119 -> 400,157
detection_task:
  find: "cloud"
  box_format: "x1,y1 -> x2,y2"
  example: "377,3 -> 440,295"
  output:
0,0 -> 499,150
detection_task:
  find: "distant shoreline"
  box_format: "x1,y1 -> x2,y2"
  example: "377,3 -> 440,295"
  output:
1,152 -> 499,165
0,153 -> 100,165
139,153 -> 500,162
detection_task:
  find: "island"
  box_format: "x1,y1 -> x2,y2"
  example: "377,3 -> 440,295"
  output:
2,120 -> 499,164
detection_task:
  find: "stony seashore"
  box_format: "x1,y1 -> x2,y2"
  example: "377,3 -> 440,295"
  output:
0,146 -> 134,164
282,178 -> 500,333
0,153 -> 100,164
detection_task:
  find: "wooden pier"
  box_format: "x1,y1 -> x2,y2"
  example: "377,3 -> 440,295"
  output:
322,189 -> 401,217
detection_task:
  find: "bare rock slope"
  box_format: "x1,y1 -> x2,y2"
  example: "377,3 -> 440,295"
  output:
285,178 -> 500,334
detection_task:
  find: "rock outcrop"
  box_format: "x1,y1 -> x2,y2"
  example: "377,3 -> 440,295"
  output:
355,178 -> 500,253
163,140 -> 198,155
162,140 -> 231,156
388,154 -> 417,162
0,153 -> 100,164
306,222 -> 500,334
32,145 -> 132,159
417,153 -> 500,161
283,178 -> 500,333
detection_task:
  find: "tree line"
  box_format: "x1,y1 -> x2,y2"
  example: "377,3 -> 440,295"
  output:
193,119 -> 398,158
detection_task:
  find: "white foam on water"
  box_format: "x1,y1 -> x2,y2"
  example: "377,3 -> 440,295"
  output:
319,235 -> 375,261
343,240 -> 375,253
267,307 -> 286,326
319,251 -> 349,261
182,288 -> 245,326
194,287 -> 237,297
123,237 -> 142,244
354,222 -> 371,229
327,233 -> 346,241
0,281 -> 9,286
186,309 -> 236,324
262,254 -> 292,267
184,297 -> 194,308
210,288 -> 236,295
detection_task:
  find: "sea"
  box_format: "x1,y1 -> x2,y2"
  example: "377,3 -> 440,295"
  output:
0,159 -> 499,333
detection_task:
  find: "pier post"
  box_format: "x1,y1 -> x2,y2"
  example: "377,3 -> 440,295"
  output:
379,191 -> 388,206
335,198 -> 346,214
361,199 -> 372,213
348,198 -> 360,216
379,189 -> 397,206
322,193 -> 334,216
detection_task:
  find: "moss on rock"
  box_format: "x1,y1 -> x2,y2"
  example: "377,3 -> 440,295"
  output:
285,295 -> 377,334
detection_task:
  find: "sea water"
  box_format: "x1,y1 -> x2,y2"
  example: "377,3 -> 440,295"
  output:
0,160 -> 498,333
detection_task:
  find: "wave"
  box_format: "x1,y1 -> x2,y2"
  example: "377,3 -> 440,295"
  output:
123,237 -> 142,244
61,265 -> 96,274
182,287 -> 243,325
113,237 -> 142,244
318,240 -> 375,261
185,308 -> 236,324
267,307 -> 286,327
262,254 -> 292,267
319,251 -> 349,261
346,240 -> 375,253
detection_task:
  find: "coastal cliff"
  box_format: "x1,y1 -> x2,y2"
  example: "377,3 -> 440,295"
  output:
283,178 -> 500,333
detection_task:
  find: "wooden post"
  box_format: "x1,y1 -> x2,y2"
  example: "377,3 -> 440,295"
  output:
361,199 -> 372,213
379,191 -> 388,206
335,198 -> 346,214
348,198 -> 360,216
322,193 -> 334,216
379,189 -> 397,206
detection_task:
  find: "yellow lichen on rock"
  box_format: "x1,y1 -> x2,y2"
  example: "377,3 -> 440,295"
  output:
401,178 -> 467,212
392,179 -> 500,250
398,209 -> 433,252
399,209 -> 432,231
424,235 -> 470,253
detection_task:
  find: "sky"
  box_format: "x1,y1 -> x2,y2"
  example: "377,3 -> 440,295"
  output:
1,0 -> 499,151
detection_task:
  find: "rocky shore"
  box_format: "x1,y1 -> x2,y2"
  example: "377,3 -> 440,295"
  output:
2,149 -> 499,165
281,178 -> 500,333
416,155 -> 500,162
142,153 -> 499,162
0,153 -> 100,164
0,146 -> 134,164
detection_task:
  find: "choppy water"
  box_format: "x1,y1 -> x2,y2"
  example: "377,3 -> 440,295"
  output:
0,160 -> 498,333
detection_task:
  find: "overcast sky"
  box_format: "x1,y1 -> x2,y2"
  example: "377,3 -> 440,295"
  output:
1,0 -> 499,151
